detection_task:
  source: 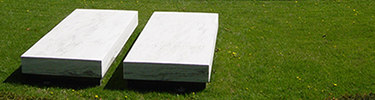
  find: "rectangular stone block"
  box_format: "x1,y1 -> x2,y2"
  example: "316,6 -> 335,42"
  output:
123,12 -> 218,82
21,9 -> 138,78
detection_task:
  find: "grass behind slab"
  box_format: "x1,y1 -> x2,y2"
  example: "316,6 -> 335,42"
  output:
0,0 -> 375,99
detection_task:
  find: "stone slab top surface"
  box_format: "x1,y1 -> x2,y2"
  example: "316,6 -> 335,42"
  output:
21,9 -> 138,61
124,11 -> 219,66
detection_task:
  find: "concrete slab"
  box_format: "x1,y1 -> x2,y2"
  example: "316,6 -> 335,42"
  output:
123,12 -> 218,82
21,9 -> 138,78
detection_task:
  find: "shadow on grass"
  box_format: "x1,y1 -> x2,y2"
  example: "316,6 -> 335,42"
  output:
3,66 -> 100,89
104,62 -> 206,94
331,92 -> 375,99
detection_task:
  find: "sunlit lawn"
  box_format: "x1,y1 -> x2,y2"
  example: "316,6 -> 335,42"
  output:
1,0 -> 375,99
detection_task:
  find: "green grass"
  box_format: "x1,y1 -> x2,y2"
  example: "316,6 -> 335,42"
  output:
1,0 -> 375,99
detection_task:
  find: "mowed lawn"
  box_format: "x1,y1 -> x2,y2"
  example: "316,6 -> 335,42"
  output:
1,0 -> 375,99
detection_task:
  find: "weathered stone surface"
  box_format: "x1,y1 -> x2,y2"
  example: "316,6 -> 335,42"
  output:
21,9 -> 138,78
123,12 -> 218,82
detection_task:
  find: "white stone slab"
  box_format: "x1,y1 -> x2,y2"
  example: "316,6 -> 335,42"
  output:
21,9 -> 138,78
123,12 -> 218,82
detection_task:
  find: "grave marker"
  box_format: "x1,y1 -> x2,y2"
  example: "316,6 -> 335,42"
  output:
21,9 -> 138,78
123,12 -> 218,82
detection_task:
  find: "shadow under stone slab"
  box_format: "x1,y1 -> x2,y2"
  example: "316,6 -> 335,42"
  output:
3,66 -> 100,89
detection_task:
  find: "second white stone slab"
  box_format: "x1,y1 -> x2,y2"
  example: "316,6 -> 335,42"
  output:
123,11 -> 218,82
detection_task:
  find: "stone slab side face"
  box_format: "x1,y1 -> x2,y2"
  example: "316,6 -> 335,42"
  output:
21,9 -> 138,78
123,12 -> 218,82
